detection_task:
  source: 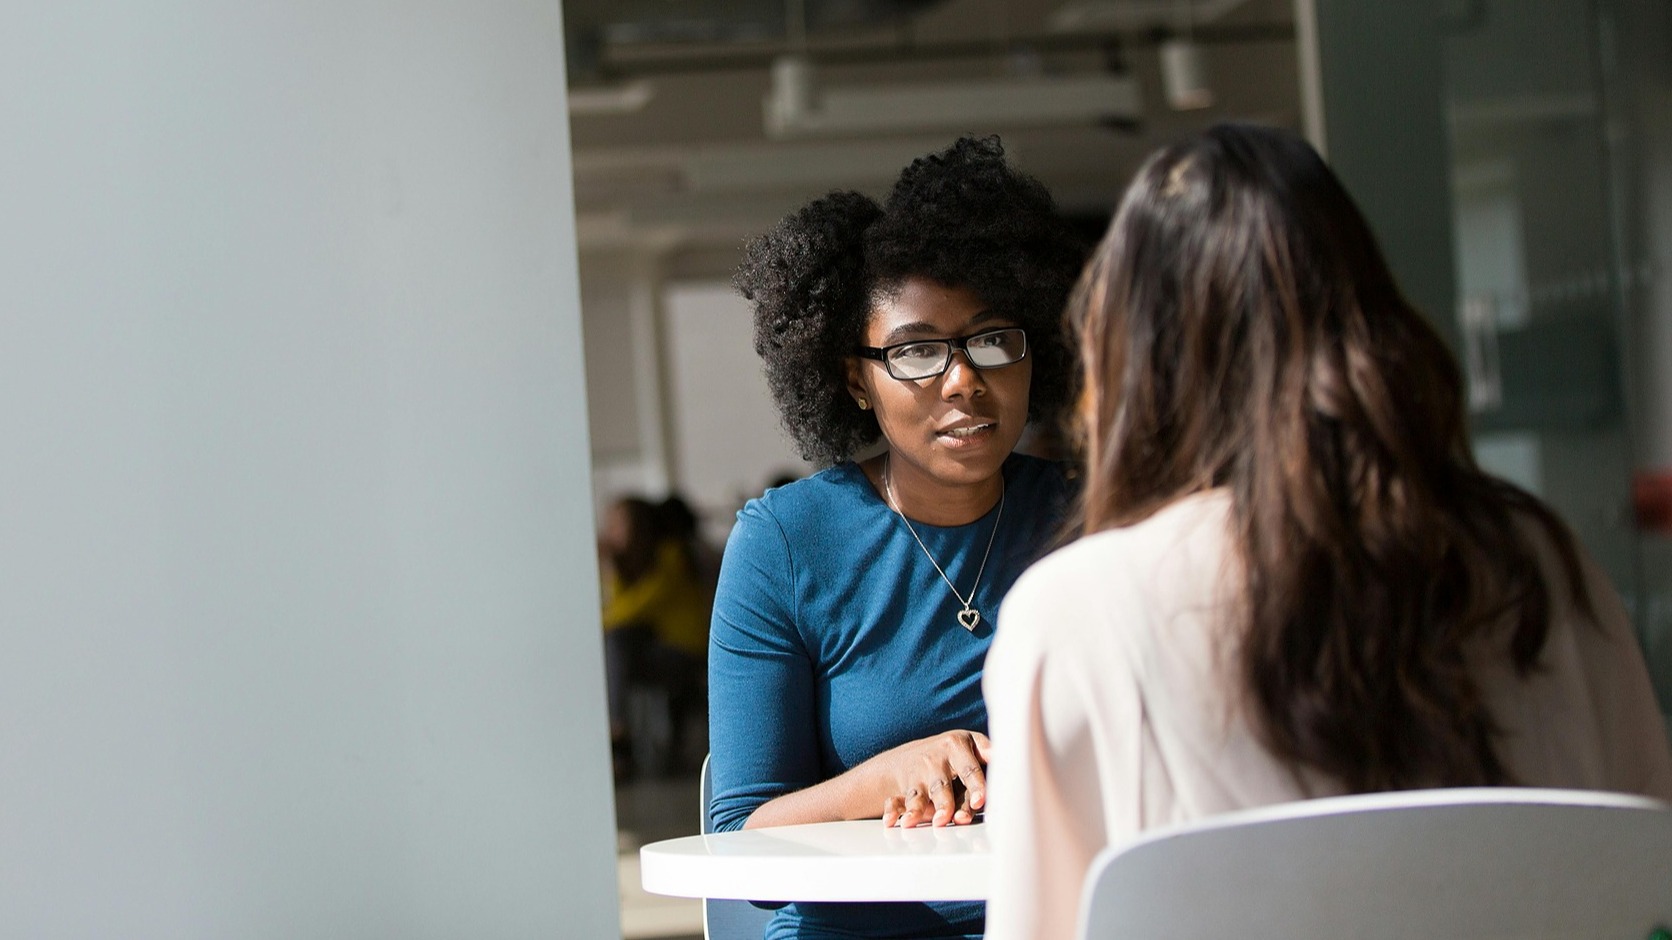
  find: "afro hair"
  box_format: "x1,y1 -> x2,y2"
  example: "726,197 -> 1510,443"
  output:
734,136 -> 1087,466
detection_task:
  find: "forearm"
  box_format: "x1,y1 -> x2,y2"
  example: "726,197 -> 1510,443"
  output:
742,762 -> 887,829
741,729 -> 991,829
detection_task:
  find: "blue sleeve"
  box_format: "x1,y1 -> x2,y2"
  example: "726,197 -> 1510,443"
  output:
706,499 -> 822,833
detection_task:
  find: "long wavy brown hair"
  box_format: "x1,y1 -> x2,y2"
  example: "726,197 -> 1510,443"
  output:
1069,123 -> 1593,792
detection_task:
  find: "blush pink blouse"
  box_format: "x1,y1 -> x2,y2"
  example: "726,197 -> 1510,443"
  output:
982,489 -> 1672,940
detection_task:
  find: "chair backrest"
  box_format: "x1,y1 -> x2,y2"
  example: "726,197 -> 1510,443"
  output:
698,752 -> 717,835
700,755 -> 777,940
1079,787 -> 1672,940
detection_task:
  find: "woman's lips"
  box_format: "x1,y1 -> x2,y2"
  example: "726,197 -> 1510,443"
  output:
936,422 -> 997,447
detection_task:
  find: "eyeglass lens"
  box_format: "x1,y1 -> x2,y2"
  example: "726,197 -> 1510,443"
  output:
887,329 -> 1026,379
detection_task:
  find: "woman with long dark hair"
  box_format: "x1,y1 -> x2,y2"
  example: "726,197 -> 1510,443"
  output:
982,123 -> 1671,940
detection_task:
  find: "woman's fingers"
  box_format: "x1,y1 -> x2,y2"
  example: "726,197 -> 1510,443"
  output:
881,795 -> 906,828
952,781 -> 976,825
874,729 -> 992,826
905,786 -> 931,827
927,774 -> 956,826
949,733 -> 989,813
896,786 -> 922,822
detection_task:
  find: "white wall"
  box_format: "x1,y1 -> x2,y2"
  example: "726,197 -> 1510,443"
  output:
0,3 -> 619,936
581,248 -> 672,510
583,251 -> 651,464
581,266 -> 813,540
663,282 -> 814,539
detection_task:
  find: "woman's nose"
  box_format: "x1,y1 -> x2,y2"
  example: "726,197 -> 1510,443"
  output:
938,349 -> 986,398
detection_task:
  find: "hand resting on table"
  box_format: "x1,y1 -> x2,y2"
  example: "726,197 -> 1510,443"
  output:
741,729 -> 992,830
876,730 -> 991,828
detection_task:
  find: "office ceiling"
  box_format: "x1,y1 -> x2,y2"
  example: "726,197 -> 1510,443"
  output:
563,0 -> 1302,263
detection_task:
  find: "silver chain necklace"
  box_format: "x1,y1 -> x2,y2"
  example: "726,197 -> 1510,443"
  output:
882,453 -> 1005,632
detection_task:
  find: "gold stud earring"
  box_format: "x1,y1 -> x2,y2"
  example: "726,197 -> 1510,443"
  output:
858,397 -> 870,410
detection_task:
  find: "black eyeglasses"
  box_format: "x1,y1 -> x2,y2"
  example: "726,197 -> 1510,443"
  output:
855,327 -> 1029,381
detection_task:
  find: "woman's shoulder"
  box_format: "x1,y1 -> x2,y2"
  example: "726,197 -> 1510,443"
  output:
994,492 -> 1237,695
1001,453 -> 1076,532
1004,491 -> 1234,619
736,462 -> 874,533
1003,451 -> 1069,490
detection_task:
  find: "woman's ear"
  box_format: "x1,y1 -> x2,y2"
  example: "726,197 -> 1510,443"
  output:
844,357 -> 872,411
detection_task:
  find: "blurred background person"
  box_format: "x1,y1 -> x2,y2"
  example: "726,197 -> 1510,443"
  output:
600,494 -> 713,780
655,493 -> 723,601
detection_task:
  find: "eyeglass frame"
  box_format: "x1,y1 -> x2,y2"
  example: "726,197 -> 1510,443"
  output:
853,326 -> 1030,381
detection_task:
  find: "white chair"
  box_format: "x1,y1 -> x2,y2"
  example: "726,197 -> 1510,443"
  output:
1078,787 -> 1672,940
699,755 -> 778,940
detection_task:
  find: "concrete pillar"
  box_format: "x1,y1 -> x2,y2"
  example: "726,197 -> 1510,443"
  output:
0,3 -> 619,935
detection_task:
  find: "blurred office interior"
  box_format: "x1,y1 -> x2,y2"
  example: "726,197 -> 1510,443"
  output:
577,6 -> 1672,928
569,0 -> 1672,731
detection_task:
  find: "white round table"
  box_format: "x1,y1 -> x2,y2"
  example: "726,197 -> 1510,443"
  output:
638,819 -> 990,902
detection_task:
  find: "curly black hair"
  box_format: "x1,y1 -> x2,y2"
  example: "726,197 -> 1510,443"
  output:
734,136 -> 1088,465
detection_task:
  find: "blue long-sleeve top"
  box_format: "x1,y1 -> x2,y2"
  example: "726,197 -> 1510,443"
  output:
707,453 -> 1071,940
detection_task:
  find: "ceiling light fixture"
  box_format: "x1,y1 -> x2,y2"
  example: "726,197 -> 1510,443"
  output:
1159,38 -> 1213,109
763,54 -> 1143,139
567,80 -> 655,116
1048,0 -> 1254,32
1160,0 -> 1214,110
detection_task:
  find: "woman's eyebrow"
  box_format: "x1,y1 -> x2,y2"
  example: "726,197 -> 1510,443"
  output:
878,310 -> 1002,345
879,320 -> 942,344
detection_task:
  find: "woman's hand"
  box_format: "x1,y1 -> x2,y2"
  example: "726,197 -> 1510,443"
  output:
871,730 -> 992,828
736,728 -> 993,830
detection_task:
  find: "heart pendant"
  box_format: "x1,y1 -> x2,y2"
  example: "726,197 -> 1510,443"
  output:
957,608 -> 981,632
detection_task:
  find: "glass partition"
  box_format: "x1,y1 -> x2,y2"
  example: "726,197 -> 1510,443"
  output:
1440,0 -> 1672,720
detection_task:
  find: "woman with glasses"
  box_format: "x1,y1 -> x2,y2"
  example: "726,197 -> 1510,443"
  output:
981,123 -> 1672,940
707,136 -> 1086,940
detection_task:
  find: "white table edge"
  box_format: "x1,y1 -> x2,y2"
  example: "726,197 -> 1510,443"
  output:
638,820 -> 991,903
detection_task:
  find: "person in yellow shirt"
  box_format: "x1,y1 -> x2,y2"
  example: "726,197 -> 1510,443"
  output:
600,495 -> 712,780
